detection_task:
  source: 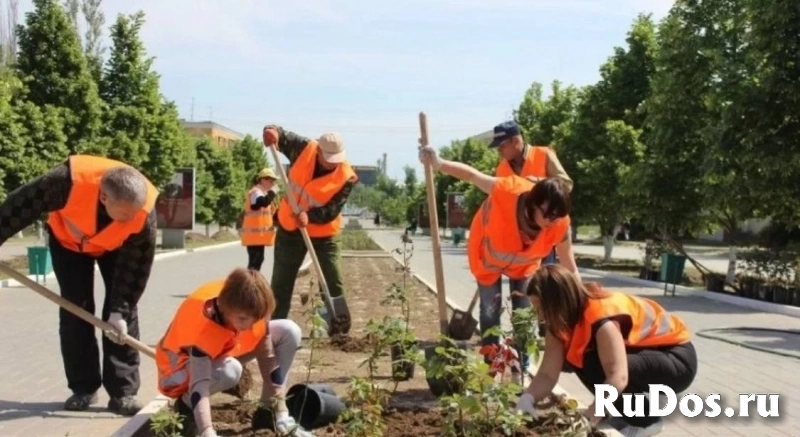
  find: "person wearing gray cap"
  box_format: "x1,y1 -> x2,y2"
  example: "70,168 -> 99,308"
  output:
262,125 -> 358,333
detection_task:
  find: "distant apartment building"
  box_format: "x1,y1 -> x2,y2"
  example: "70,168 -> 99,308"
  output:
352,165 -> 378,186
181,120 -> 244,147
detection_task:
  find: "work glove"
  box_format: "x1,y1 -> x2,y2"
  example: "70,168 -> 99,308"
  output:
263,127 -> 280,147
515,392 -> 537,418
252,407 -> 315,437
198,427 -> 219,437
104,312 -> 128,345
418,145 -> 443,171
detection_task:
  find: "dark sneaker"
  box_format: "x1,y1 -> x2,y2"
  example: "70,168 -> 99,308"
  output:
108,395 -> 143,416
64,392 -> 98,411
173,399 -> 198,436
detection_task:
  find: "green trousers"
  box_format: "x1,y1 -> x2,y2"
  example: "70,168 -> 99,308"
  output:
270,227 -> 344,320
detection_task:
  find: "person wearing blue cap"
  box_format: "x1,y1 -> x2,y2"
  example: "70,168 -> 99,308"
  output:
487,120 -> 574,367
489,121 -> 573,267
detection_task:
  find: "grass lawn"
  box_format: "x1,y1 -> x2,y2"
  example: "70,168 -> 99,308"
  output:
340,229 -> 382,251
0,230 -> 241,281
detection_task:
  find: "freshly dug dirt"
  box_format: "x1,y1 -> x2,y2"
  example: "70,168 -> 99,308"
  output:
192,254 -> 606,436
211,394 -> 606,436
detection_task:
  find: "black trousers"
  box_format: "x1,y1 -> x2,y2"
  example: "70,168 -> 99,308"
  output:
48,233 -> 141,398
246,245 -> 266,271
574,342 -> 698,427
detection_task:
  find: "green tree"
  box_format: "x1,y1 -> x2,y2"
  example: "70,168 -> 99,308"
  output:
231,134 -> 269,183
15,0 -> 102,153
193,138 -> 220,231
740,0 -> 800,225
555,14 -> 657,258
515,80 -> 581,146
100,10 -> 193,186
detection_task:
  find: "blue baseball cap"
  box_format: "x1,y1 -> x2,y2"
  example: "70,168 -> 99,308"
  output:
488,120 -> 522,148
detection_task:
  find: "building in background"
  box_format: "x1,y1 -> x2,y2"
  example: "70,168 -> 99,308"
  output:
352,165 -> 378,186
181,120 -> 244,147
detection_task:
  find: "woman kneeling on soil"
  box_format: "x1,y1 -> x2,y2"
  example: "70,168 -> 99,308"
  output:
516,265 -> 698,437
418,145 -> 580,380
156,268 -> 312,437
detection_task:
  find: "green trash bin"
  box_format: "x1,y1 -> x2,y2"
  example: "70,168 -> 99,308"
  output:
660,253 -> 686,296
27,246 -> 53,283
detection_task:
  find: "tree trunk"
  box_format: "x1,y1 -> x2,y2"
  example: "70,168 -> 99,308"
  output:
726,245 -> 737,283
603,235 -> 615,261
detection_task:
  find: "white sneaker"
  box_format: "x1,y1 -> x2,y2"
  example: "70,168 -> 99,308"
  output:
275,416 -> 315,437
618,420 -> 664,437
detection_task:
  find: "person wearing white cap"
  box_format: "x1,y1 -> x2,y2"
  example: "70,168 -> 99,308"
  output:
262,125 -> 358,331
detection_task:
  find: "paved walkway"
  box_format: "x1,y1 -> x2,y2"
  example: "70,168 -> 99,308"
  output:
0,243 -> 272,437
368,229 -> 799,437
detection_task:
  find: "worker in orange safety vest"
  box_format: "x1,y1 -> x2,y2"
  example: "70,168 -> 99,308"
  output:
241,167 -> 279,271
516,265 -> 696,437
418,145 -> 580,385
0,155 -> 159,416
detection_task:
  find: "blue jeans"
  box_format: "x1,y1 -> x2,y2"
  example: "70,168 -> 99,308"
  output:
543,247 -> 558,265
478,277 -> 532,372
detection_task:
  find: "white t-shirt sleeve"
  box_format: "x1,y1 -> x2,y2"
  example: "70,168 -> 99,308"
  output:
249,188 -> 265,205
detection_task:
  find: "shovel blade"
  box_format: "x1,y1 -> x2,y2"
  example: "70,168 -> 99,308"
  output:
318,295 -> 352,336
447,310 -> 478,340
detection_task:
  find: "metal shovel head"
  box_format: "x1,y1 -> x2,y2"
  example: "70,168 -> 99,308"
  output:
447,288 -> 480,341
318,295 -> 352,336
447,308 -> 478,341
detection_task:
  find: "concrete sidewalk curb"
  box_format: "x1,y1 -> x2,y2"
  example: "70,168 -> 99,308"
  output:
111,252 -> 313,437
0,240 -> 242,288
374,238 -> 623,437
580,267 -> 800,319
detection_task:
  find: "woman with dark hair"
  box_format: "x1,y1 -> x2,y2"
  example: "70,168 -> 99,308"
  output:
418,145 -> 580,384
517,264 -> 697,437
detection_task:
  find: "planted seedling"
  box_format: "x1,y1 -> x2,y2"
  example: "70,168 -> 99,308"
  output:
340,376 -> 391,437
149,408 -> 183,437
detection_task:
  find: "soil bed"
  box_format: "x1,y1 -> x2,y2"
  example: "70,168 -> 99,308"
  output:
151,252 -> 606,436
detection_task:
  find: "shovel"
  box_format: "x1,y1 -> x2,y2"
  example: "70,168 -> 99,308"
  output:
0,261 -> 156,359
265,141 -> 351,336
447,288 -> 480,340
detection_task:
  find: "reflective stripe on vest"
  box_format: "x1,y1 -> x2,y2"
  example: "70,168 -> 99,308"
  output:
478,199 -> 540,272
561,293 -> 691,369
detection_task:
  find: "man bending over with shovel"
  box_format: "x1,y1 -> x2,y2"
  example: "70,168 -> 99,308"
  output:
0,155 -> 158,416
262,125 -> 358,334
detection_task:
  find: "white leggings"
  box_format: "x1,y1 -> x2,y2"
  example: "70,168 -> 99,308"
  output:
187,319 -> 302,397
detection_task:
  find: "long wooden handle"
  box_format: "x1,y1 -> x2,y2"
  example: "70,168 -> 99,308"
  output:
466,288 -> 480,313
265,144 -> 336,317
0,262 -> 156,359
418,112 -> 449,335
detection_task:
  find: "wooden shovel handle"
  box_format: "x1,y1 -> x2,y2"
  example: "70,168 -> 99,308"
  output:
0,262 -> 156,359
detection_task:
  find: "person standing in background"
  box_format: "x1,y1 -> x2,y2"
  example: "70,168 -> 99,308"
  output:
241,168 -> 279,271
489,120 -> 573,266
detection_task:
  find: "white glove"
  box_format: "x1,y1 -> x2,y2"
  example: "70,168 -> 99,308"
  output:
198,427 -> 219,437
276,416 -> 315,437
418,145 -> 443,170
515,392 -> 537,417
104,312 -> 128,345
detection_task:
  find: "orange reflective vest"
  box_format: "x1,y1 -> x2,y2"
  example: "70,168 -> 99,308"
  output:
277,142 -> 357,238
467,176 -> 570,285
559,292 -> 691,369
495,146 -> 550,178
240,187 -> 276,246
47,155 -> 158,257
155,280 -> 268,398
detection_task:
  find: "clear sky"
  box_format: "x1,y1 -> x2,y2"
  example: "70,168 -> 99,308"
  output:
16,0 -> 674,180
